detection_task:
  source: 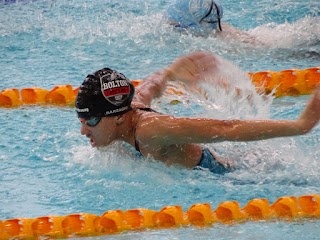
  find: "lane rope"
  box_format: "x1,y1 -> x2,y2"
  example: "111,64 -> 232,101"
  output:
1,194 -> 320,239
0,67 -> 319,108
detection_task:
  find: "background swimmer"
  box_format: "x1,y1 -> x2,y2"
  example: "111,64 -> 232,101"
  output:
163,0 -> 265,45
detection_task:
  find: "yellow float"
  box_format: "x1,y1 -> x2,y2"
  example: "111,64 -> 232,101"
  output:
0,67 -> 319,108
1,194 -> 320,239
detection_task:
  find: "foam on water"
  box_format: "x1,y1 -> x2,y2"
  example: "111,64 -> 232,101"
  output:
249,16 -> 320,48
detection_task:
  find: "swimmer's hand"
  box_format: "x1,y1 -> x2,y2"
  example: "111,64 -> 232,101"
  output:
166,51 -> 219,85
296,85 -> 320,133
165,51 -> 246,98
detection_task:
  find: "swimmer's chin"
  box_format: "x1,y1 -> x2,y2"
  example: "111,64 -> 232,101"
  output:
92,141 -> 113,149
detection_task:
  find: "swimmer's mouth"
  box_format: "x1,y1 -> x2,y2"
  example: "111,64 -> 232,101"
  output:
90,138 -> 96,147
86,135 -> 96,147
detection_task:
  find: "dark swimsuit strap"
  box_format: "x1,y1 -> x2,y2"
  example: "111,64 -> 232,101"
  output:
132,107 -> 160,153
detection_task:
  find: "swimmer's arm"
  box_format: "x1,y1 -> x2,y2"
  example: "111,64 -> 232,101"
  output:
144,117 -> 307,145
133,69 -> 171,106
218,23 -> 265,46
133,51 -> 219,106
143,87 -> 320,145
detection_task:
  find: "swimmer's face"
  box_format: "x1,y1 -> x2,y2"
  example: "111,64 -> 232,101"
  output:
80,117 -> 117,148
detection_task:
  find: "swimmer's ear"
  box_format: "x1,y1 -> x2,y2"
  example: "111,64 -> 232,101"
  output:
115,115 -> 125,125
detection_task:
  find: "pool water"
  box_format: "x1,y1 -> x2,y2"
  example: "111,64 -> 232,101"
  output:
0,0 -> 320,239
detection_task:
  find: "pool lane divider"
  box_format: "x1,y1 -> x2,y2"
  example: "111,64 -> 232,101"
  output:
1,194 -> 320,239
0,67 -> 319,108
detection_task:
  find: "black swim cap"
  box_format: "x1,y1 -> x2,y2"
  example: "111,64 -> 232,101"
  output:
75,68 -> 135,118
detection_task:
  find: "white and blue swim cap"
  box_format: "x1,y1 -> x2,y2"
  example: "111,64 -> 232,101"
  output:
165,0 -> 223,32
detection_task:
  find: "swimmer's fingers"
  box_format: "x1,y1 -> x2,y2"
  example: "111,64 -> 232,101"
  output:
297,85 -> 320,132
315,84 -> 320,97
309,85 -> 320,105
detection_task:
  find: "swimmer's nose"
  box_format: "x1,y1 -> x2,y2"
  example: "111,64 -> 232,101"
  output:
80,124 -> 89,136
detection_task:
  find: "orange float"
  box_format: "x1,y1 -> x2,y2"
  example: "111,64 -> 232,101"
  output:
0,67 -> 319,108
1,194 -> 319,239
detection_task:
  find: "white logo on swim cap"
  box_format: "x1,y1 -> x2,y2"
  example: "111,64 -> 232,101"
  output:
100,74 -> 130,106
76,107 -> 89,112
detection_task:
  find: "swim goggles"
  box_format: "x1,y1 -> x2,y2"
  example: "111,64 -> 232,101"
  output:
79,117 -> 102,127
199,0 -> 222,31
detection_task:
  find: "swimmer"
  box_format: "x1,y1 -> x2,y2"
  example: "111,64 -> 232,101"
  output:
163,0 -> 265,45
76,51 -> 320,174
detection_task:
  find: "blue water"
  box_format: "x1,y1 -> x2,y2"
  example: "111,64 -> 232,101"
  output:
0,0 -> 320,239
